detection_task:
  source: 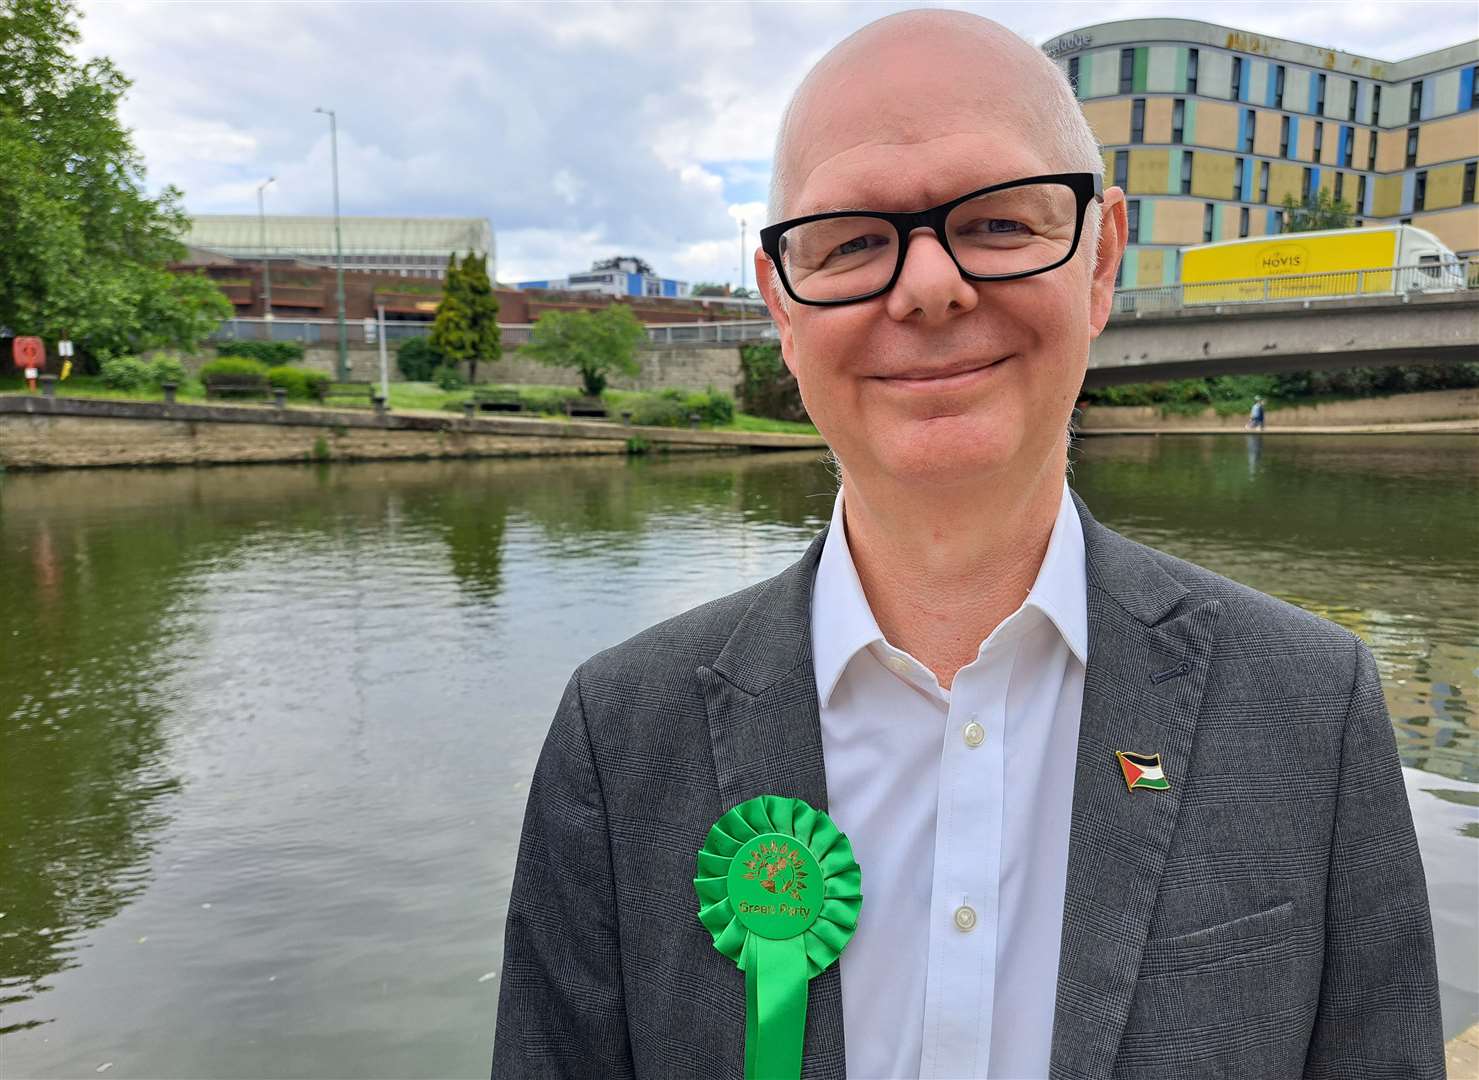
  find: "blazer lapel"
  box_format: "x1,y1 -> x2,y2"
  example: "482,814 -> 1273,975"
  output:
1049,491 -> 1223,1080
698,529 -> 846,1080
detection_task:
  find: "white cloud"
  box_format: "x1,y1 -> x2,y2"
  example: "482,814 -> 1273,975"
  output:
74,0 -> 1479,291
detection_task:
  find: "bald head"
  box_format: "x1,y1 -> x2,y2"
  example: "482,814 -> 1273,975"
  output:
768,10 -> 1101,237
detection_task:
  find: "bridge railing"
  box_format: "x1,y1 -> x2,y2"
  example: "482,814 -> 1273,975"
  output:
1112,258 -> 1476,316
208,317 -> 779,347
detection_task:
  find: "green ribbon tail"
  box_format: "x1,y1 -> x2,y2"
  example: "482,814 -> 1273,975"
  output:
742,933 -> 810,1080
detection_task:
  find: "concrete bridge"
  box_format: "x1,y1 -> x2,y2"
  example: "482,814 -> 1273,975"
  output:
1087,291 -> 1479,388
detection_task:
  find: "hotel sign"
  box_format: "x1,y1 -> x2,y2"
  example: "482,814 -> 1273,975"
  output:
1044,32 -> 1093,60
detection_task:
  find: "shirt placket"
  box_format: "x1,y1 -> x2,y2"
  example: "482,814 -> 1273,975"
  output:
919,631 -> 1018,1079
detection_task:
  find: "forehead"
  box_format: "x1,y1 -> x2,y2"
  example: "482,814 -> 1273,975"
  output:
783,30 -> 1056,216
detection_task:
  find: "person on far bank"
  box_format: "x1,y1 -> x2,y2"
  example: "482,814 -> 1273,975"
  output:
1247,395 -> 1266,430
492,11 -> 1443,1079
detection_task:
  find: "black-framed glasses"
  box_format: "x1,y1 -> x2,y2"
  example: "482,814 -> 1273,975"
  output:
760,172 -> 1103,306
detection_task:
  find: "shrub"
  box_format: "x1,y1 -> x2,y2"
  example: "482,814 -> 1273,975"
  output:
216,341 -> 305,364
200,356 -> 270,380
100,356 -> 152,391
434,364 -> 466,391
147,355 -> 188,388
620,389 -> 734,427
738,340 -> 807,422
262,366 -> 330,400
396,337 -> 442,382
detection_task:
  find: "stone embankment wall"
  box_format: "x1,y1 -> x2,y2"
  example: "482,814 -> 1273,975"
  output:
0,398 -> 823,471
1075,388 -> 1479,430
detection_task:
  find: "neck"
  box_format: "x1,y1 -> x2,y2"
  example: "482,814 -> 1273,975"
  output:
840,456 -> 1066,689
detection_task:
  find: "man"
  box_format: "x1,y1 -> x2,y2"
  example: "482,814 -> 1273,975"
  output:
1248,396 -> 1266,430
493,11 -> 1443,1078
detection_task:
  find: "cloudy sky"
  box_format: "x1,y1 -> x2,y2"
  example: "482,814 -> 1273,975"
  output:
80,1 -> 1476,288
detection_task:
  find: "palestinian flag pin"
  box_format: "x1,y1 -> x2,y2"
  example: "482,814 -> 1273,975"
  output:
1115,750 -> 1170,792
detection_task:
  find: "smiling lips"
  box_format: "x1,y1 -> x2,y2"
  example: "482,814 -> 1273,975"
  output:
874,355 -> 1011,391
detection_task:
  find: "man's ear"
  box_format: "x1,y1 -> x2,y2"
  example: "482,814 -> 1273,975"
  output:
1088,188 -> 1128,340
755,249 -> 799,377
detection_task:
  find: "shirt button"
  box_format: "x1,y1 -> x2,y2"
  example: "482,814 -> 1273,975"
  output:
962,721 -> 986,748
953,905 -> 977,932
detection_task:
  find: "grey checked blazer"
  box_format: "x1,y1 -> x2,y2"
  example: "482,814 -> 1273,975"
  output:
492,489 -> 1444,1079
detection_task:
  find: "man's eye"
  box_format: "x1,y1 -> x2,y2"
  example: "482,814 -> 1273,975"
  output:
986,218 -> 1028,234
835,234 -> 882,256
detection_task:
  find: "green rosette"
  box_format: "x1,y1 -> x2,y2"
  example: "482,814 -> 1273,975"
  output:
694,795 -> 862,1080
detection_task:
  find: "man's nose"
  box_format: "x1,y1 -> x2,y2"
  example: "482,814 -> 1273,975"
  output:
883,227 -> 979,323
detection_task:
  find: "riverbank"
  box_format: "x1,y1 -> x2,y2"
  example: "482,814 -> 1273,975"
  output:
1077,418 -> 1479,435
1451,1022 -> 1479,1076
0,395 -> 826,471
1075,387 -> 1479,431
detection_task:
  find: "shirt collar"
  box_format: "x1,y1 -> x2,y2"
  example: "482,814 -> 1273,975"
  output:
810,477 -> 1088,708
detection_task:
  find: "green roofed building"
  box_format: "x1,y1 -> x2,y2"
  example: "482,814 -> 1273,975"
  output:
1043,18 -> 1479,288
186,215 -> 495,281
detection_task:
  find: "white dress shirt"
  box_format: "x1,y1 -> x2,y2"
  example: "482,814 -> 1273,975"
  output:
810,478 -> 1088,1080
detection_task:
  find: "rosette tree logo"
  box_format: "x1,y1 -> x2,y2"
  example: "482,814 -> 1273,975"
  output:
694,795 -> 862,1080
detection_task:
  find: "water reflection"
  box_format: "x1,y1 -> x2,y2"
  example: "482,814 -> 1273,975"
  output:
0,437 -> 1474,1075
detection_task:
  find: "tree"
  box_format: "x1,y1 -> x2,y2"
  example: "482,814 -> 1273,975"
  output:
0,0 -> 232,363
519,304 -> 647,396
459,251 -> 501,386
430,251 -> 501,385
592,255 -> 654,275
1280,189 -> 1355,233
690,282 -> 731,297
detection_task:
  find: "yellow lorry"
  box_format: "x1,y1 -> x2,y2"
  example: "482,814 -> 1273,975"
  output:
1177,224 -> 1464,304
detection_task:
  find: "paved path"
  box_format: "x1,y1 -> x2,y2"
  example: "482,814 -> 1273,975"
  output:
1450,1021 -> 1479,1078
1078,418 -> 1479,436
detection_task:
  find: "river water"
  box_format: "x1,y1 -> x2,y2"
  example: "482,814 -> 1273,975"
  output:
1,435 -> 1475,1077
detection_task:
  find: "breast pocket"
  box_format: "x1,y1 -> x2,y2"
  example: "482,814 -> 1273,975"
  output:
1138,899 -> 1296,977
1116,901 -> 1318,1079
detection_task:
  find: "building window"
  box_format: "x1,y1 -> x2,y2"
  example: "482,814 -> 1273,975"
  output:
1275,65 -> 1286,108
1114,150 -> 1128,190
1241,109 -> 1256,152
1131,98 -> 1145,142
1406,126 -> 1419,167
1334,171 -> 1345,202
1239,206 -> 1250,237
1367,131 -> 1378,171
1068,56 -> 1079,90
1119,48 -> 1135,94
1316,74 -> 1327,115
1231,55 -> 1244,99
1301,167 -> 1313,201
1341,129 -> 1353,167
1182,150 -> 1194,194
1348,81 -> 1359,121
1357,173 -> 1368,210
1259,161 -> 1270,203
1203,203 -> 1215,242
1280,115 -> 1291,158
1372,84 -> 1382,125
1115,261 -> 1123,288
1234,157 -> 1246,201
1464,161 -> 1477,203
1187,48 -> 1199,94
1472,68 -> 1479,110
1313,122 -> 1324,159
1414,170 -> 1427,211
1172,99 -> 1185,144
1127,199 -> 1141,240
1410,82 -> 1422,121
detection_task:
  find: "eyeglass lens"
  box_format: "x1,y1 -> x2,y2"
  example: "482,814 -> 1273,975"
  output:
777,181 -> 1082,302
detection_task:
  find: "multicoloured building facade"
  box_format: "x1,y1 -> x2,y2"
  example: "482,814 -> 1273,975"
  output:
1044,19 -> 1479,286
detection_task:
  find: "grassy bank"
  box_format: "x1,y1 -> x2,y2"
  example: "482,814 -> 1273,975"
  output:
0,376 -> 819,436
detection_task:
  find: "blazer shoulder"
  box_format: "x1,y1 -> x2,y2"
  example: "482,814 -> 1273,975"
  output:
574,569 -> 778,692
1136,537 -> 1365,671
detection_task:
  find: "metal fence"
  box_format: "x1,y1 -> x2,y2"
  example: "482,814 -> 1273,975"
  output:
1112,259 -> 1477,316
208,318 -> 778,347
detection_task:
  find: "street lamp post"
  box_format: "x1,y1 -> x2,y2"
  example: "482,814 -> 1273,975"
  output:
256,177 -> 275,320
739,218 -> 747,296
314,106 -> 349,380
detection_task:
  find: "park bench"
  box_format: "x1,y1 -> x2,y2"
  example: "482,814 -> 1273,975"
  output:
472,388 -> 527,413
564,396 -> 609,420
315,380 -> 375,407
204,373 -> 270,400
